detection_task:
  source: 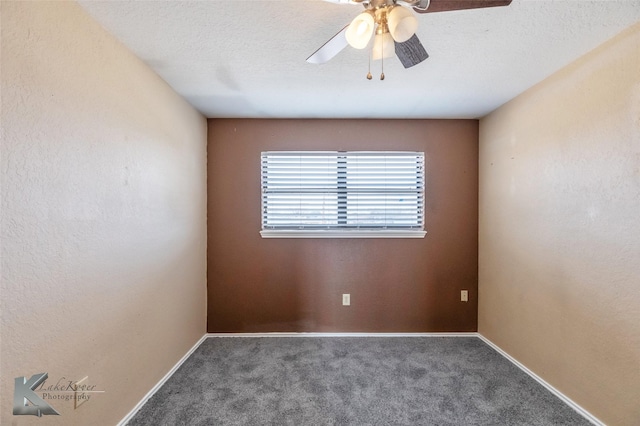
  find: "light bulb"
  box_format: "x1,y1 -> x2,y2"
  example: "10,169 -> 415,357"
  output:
372,33 -> 395,60
356,21 -> 370,36
345,11 -> 375,49
387,6 -> 418,43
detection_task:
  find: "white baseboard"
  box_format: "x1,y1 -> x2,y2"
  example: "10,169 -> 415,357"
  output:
117,334 -> 208,426
477,334 -> 604,426
207,332 -> 478,338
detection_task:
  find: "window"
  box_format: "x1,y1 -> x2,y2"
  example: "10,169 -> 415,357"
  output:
260,151 -> 426,238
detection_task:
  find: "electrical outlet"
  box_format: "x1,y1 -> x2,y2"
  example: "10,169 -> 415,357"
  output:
461,290 -> 468,302
342,294 -> 350,306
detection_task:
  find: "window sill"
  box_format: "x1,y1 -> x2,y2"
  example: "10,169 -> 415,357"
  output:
260,230 -> 427,239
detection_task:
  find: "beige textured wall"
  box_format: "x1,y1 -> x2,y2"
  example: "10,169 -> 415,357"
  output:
479,23 -> 640,425
1,2 -> 207,424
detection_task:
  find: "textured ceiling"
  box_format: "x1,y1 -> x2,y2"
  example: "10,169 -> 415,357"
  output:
79,0 -> 640,119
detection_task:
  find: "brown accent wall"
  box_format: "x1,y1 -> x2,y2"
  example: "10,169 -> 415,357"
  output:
208,119 -> 478,332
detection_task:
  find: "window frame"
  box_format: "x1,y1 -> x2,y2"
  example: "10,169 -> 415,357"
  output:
260,151 -> 426,239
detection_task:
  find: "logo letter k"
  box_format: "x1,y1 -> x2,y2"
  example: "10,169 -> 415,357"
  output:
13,373 -> 60,416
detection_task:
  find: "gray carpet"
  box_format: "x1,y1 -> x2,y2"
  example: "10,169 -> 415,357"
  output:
128,337 -> 590,425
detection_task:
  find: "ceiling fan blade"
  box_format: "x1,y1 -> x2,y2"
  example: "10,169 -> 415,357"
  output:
414,0 -> 512,13
306,25 -> 350,64
395,34 -> 429,69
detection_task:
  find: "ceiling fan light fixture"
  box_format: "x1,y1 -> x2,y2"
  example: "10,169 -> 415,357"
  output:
345,11 -> 375,49
372,32 -> 395,60
387,5 -> 418,43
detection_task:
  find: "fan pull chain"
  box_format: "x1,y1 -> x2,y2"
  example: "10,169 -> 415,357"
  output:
367,49 -> 372,80
380,37 -> 385,80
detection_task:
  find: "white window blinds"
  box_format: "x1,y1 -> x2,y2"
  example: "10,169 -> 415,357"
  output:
261,151 -> 425,235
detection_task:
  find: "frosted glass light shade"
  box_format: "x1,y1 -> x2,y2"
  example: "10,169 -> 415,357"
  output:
372,33 -> 395,60
388,6 -> 418,42
346,12 -> 375,49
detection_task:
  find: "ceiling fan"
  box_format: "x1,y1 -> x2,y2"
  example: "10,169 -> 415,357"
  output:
307,0 -> 512,79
